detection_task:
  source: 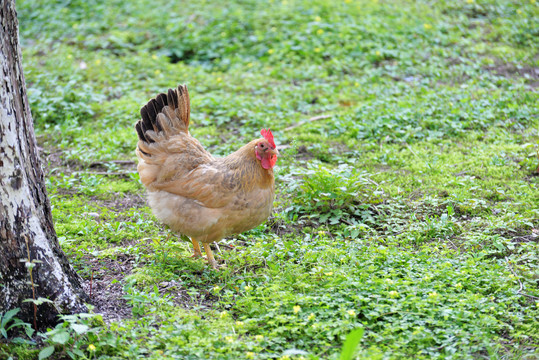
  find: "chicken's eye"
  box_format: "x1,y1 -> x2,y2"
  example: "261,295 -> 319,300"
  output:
259,143 -> 265,148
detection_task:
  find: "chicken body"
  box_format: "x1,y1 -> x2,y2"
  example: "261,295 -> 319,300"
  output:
135,85 -> 277,268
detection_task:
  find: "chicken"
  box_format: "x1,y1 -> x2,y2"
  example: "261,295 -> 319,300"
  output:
135,85 -> 278,269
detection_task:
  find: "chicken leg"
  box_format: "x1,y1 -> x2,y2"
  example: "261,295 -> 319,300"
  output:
191,238 -> 203,258
202,242 -> 219,269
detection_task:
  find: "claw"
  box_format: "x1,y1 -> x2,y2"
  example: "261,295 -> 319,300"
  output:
209,259 -> 223,271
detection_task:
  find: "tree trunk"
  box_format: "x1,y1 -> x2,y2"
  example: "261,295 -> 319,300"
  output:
0,0 -> 88,328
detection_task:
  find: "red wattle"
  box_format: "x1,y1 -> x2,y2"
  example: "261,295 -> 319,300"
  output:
261,156 -> 272,169
257,150 -> 277,169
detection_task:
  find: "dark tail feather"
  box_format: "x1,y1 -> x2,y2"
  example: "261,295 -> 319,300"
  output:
155,93 -> 168,109
135,122 -> 146,142
167,88 -> 178,108
136,84 -> 190,144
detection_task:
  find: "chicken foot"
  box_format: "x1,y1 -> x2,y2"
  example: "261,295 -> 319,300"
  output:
202,242 -> 219,270
191,238 -> 203,258
190,238 -> 219,270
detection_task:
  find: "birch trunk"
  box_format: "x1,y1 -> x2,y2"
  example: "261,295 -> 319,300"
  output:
0,0 -> 88,327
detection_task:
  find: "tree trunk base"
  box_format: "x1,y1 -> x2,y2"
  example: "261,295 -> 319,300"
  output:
0,0 -> 89,328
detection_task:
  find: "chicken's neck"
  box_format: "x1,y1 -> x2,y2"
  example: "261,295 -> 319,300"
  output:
220,139 -> 274,188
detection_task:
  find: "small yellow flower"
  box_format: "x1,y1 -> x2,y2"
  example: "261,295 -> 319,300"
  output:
246,352 -> 255,359
455,282 -> 462,289
235,321 -> 244,326
293,305 -> 301,313
255,335 -> 264,341
315,16 -> 322,22
95,59 -> 102,65
385,279 -> 394,284
247,62 -> 253,67
428,291 -> 438,299
325,271 -> 333,276
354,82 -> 359,87
389,290 -> 399,298
225,336 -> 234,343
244,285 -> 252,291
154,69 -> 161,75
268,49 -> 275,54
318,230 -> 326,236
216,77 -> 222,82
220,311 -> 228,318
347,309 -> 356,316
536,302 -> 539,307
280,355 -> 291,360
67,54 -> 73,59
375,50 -> 381,56
423,23 -> 432,30
152,54 -> 158,60
490,307 -> 495,311
466,0 -> 474,3
308,312 -> 316,321
213,285 -> 221,292
88,344 -> 96,351
314,47 -> 321,53
317,29 -> 324,35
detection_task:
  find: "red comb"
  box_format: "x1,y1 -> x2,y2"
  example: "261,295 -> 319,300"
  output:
260,128 -> 276,149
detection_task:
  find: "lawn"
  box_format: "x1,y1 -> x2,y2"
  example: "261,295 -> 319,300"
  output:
3,0 -> 539,359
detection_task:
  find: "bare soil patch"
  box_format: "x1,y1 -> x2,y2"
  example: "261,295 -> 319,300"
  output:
295,145 -> 315,161
81,248 -> 222,323
83,254 -> 134,323
485,63 -> 539,88
90,193 -> 147,214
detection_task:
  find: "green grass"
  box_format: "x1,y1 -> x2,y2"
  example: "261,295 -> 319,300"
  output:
3,0 -> 539,359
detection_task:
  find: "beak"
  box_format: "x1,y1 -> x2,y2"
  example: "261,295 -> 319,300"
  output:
269,148 -> 279,156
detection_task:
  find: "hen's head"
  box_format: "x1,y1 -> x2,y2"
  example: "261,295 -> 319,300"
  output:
255,129 -> 278,170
